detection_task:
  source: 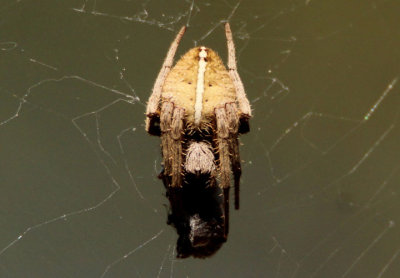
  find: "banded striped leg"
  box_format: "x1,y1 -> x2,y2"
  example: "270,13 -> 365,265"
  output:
215,108 -> 231,190
225,23 -> 251,134
226,103 -> 241,210
160,102 -> 173,176
170,107 -> 184,187
160,102 -> 185,187
216,108 -> 232,237
146,26 -> 186,135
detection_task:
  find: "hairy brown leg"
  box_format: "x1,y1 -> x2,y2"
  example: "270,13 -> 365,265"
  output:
225,103 -> 241,210
225,23 -> 251,134
170,107 -> 185,187
215,108 -> 231,189
146,26 -> 186,135
160,102 -> 174,176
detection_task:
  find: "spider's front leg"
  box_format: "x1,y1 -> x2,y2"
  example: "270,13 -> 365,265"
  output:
225,103 -> 241,209
215,107 -> 231,190
215,105 -> 240,235
215,103 -> 242,209
160,101 -> 185,187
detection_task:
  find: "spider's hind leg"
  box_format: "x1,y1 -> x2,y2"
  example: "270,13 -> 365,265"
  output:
224,23 -> 251,134
146,26 -> 186,135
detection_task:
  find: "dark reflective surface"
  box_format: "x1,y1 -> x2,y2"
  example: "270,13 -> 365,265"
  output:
1,0 -> 400,277
161,172 -> 228,258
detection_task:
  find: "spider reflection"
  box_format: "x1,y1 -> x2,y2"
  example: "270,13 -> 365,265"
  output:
159,171 -> 229,258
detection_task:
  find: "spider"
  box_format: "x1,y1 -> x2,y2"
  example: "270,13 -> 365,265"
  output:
145,23 -> 251,210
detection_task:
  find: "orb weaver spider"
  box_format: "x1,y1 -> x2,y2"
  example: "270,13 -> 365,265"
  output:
145,23 -> 251,210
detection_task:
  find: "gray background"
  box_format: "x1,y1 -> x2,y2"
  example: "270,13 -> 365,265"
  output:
1,0 -> 400,277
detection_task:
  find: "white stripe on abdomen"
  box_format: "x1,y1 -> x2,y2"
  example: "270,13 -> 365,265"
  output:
194,47 -> 207,126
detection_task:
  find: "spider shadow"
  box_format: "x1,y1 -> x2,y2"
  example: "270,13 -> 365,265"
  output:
159,171 -> 230,258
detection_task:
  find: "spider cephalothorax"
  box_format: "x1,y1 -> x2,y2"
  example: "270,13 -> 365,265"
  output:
146,23 -> 251,210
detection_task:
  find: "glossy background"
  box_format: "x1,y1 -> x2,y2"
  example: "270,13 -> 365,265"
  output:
1,0 -> 400,277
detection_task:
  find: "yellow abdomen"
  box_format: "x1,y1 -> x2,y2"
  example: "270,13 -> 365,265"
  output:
161,47 -> 236,128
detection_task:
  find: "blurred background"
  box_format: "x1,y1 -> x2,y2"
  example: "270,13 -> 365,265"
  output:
1,0 -> 400,277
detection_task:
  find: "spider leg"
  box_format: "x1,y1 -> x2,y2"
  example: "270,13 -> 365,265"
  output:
146,26 -> 186,135
225,103 -> 241,210
160,102 -> 174,176
223,186 -> 230,239
215,107 -> 231,190
170,107 -> 185,187
225,23 -> 251,134
160,102 -> 185,187
230,137 -> 241,209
